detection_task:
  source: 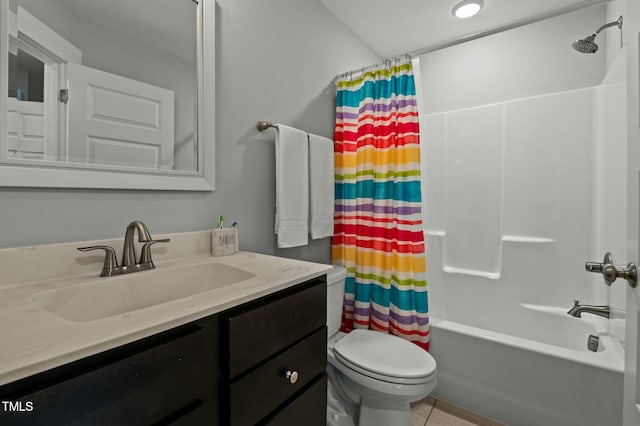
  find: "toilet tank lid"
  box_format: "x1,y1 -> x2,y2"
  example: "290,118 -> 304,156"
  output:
326,265 -> 347,284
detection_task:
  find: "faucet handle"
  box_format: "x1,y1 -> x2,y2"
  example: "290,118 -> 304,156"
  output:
139,239 -> 170,266
585,252 -> 638,287
77,245 -> 119,277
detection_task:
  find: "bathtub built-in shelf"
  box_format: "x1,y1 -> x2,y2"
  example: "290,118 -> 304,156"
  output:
502,235 -> 555,243
427,231 -> 554,244
427,229 -> 501,279
426,230 -> 555,279
442,265 -> 500,279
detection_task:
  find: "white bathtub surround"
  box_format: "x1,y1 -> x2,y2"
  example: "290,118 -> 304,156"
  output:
0,231 -> 331,386
420,74 -> 626,424
423,87 -> 595,283
422,83 -> 626,317
593,50 -> 627,312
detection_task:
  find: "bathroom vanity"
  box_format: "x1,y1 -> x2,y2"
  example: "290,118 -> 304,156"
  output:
225,278 -> 326,425
0,233 -> 330,425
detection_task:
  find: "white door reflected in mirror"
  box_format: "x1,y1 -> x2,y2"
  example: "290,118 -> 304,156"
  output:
65,63 -> 175,170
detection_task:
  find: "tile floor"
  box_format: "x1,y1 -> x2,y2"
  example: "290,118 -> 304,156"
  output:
411,396 -> 506,426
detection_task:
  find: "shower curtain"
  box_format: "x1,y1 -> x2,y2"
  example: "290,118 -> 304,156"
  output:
332,59 -> 429,351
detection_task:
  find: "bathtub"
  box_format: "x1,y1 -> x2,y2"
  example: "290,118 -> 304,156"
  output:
429,303 -> 624,426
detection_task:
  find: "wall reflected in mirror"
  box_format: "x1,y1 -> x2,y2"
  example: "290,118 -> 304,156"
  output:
6,0 -> 198,172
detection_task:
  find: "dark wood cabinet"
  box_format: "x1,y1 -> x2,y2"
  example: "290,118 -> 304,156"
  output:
221,277 -> 327,426
223,277 -> 327,425
0,319 -> 220,426
0,276 -> 327,426
229,329 -> 327,425
227,278 -> 326,378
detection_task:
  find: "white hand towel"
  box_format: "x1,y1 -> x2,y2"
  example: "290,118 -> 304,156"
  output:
308,133 -> 334,239
275,125 -> 309,248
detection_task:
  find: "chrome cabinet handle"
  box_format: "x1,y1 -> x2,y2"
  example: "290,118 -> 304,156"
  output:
285,370 -> 299,384
585,252 -> 637,288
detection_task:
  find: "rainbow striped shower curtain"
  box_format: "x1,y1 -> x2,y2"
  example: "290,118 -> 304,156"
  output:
332,60 -> 429,351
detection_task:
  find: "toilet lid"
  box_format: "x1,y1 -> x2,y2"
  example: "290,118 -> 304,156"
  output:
333,329 -> 436,381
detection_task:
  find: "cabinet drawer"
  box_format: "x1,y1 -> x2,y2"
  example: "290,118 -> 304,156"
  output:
156,399 -> 210,425
227,279 -> 326,377
1,326 -> 210,426
267,375 -> 327,426
230,328 -> 327,426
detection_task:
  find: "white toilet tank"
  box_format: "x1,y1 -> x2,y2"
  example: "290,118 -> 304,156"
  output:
326,266 -> 347,337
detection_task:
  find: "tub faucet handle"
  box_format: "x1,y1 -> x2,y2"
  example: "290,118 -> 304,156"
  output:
585,252 -> 637,288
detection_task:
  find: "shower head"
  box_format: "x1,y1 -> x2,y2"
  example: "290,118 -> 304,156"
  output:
572,15 -> 623,54
572,34 -> 599,54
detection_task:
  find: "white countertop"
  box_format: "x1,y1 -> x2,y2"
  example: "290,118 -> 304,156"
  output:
0,240 -> 331,387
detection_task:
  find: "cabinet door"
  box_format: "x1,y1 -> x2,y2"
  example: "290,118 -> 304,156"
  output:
267,375 -> 327,426
0,325 -> 215,425
230,328 -> 327,425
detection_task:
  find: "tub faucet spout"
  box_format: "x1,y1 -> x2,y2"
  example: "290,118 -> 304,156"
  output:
567,300 -> 610,319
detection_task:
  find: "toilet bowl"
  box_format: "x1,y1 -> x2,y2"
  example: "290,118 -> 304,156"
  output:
326,266 -> 437,426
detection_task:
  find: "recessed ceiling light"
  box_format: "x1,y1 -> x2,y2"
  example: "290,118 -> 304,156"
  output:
452,0 -> 484,19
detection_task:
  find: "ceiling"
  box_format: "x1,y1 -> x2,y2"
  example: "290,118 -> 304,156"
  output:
319,0 -> 613,58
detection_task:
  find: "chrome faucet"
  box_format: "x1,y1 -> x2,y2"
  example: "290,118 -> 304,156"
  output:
567,300 -> 611,319
122,220 -> 152,270
78,221 -> 169,277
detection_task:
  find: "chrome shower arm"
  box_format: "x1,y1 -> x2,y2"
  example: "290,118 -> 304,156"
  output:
572,15 -> 623,53
594,16 -> 623,35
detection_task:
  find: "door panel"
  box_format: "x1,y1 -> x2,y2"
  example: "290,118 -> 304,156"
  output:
624,2 -> 640,424
66,63 -> 174,169
7,98 -> 45,159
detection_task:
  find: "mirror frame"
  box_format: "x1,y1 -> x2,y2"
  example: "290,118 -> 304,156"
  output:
0,0 -> 214,191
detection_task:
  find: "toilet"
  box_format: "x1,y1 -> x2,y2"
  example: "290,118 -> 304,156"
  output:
326,266 -> 437,426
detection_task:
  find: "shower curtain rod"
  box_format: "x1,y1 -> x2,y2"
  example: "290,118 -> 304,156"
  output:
256,121 -> 278,131
335,0 -> 612,81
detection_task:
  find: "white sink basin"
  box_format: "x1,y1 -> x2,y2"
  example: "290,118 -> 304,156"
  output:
32,261 -> 256,322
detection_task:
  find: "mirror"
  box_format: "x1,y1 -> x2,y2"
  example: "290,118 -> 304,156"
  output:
0,0 -> 215,190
